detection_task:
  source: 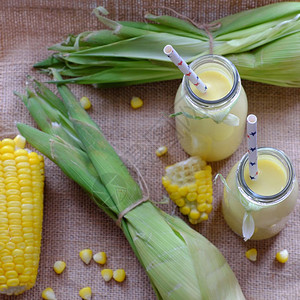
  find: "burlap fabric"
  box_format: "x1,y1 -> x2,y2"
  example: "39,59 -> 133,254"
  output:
0,0 -> 299,299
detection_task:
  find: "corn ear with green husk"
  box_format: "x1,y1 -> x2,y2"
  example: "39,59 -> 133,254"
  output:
35,2 -> 300,88
16,77 -> 245,299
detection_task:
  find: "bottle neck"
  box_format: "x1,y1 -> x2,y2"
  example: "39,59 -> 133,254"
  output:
237,147 -> 295,206
183,55 -> 241,111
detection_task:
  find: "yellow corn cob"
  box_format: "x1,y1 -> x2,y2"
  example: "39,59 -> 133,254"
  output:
0,137 -> 44,295
162,156 -> 213,224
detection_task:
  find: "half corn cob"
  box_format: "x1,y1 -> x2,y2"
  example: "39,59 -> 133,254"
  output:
0,137 -> 44,295
162,157 -> 213,224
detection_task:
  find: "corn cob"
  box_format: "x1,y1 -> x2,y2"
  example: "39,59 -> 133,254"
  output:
0,137 -> 44,295
162,156 -> 213,224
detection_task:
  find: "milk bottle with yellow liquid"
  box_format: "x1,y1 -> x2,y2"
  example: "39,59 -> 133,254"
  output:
174,55 -> 248,161
222,148 -> 298,240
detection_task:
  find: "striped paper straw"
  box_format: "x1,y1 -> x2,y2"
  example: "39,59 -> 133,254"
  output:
247,114 -> 258,180
163,45 -> 207,94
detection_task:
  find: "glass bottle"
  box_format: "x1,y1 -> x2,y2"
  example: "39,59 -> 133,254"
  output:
222,147 -> 298,240
174,55 -> 248,161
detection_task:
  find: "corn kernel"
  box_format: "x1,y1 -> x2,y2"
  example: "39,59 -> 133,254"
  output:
93,252 -> 107,265
80,97 -> 92,110
276,249 -> 289,263
53,260 -> 66,274
79,286 -> 92,300
186,192 -> 197,202
189,209 -> 200,220
130,96 -> 143,109
180,206 -> 190,215
187,184 -> 197,192
175,198 -> 185,207
101,269 -> 113,282
245,248 -> 257,262
197,203 -> 207,212
113,269 -> 126,283
178,186 -> 188,197
200,213 -> 208,221
14,135 -> 26,150
79,249 -> 93,264
155,146 -> 168,157
169,192 -> 180,200
42,287 -> 57,300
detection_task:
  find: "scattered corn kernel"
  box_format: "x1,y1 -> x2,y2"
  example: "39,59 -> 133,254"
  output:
79,286 -> 92,300
42,287 -> 57,300
245,248 -> 257,262
113,269 -> 126,283
130,96 -> 143,109
93,252 -> 106,265
79,249 -> 93,264
101,269 -> 113,282
155,146 -> 168,157
53,260 -> 66,274
162,157 -> 213,224
13,135 -> 26,149
80,97 -> 92,110
276,249 -> 289,263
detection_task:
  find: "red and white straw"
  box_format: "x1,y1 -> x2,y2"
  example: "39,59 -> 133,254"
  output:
163,45 -> 207,94
247,114 -> 258,180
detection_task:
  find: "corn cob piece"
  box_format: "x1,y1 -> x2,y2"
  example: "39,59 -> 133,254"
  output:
0,137 -> 44,295
162,156 -> 213,224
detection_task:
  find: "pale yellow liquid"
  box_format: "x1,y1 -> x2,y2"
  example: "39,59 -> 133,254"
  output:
222,155 -> 298,240
244,156 -> 287,196
175,67 -> 248,161
190,71 -> 232,100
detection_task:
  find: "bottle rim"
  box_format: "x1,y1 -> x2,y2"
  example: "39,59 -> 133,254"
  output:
236,147 -> 295,205
184,54 -> 240,107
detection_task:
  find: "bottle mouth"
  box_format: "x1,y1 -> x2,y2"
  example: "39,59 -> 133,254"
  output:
237,147 -> 295,205
184,54 -> 240,106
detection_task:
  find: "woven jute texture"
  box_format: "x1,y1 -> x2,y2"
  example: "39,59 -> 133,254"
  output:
1,0 -> 300,299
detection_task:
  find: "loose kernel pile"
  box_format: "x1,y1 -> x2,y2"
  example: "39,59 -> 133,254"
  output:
130,96 -> 143,109
162,156 -> 213,224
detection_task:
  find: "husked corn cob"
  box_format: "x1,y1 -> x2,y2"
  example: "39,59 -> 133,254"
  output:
0,137 -> 44,295
162,156 -> 213,224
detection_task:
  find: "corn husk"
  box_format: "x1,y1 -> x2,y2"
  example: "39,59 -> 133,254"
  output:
16,76 -> 245,299
35,2 -> 300,88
